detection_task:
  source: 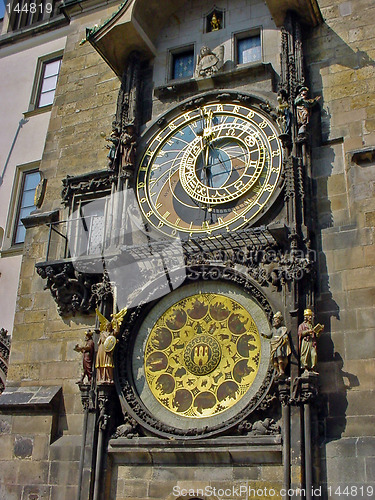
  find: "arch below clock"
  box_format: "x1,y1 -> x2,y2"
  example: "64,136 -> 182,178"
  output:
115,264 -> 280,439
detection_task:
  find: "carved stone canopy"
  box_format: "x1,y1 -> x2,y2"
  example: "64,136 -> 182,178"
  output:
79,0 -> 323,77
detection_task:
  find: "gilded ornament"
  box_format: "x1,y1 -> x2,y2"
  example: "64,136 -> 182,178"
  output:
143,293 -> 261,418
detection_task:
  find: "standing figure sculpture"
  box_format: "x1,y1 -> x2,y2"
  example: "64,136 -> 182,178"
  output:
120,124 -> 137,171
277,91 -> 291,136
294,86 -> 321,137
298,309 -> 324,373
106,128 -> 120,170
74,330 -> 95,384
263,312 -> 291,377
95,308 -> 127,383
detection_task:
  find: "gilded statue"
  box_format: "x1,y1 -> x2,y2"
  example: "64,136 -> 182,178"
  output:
74,329 -> 95,384
298,308 -> 324,372
95,307 -> 127,383
210,12 -> 220,31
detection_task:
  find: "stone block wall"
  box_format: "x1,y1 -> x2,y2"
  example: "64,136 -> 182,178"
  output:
306,0 -> 375,493
0,3 -> 121,499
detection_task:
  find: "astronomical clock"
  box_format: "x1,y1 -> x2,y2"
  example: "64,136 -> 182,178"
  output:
117,93 -> 285,438
136,95 -> 283,238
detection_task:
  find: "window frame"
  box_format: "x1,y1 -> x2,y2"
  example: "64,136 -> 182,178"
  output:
234,28 -> 262,66
12,169 -> 40,246
28,51 -> 63,113
168,44 -> 195,82
1,162 -> 40,256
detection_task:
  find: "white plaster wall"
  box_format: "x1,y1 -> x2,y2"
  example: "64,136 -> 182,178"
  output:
0,29 -> 68,334
153,0 -> 280,87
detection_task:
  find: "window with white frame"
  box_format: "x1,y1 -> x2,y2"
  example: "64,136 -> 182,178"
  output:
37,57 -> 62,107
13,169 -> 40,245
28,53 -> 62,112
236,32 -> 261,65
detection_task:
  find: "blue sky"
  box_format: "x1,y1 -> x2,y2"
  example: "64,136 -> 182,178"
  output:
0,1 -> 5,19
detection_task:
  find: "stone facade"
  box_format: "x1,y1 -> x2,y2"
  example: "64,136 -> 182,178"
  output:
0,1 -> 374,499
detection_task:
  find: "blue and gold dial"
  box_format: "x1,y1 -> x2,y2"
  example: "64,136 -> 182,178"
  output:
136,100 -> 283,238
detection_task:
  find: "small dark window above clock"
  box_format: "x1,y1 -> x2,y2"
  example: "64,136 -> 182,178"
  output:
171,48 -> 195,80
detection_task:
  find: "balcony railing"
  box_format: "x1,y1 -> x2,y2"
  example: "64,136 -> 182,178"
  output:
45,214 -> 106,262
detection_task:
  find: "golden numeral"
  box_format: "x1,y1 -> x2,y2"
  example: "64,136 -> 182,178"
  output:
233,106 -> 240,113
259,121 -> 267,128
163,211 -> 171,219
216,104 -> 224,112
272,150 -> 281,157
140,197 -> 147,203
137,182 -> 145,189
247,110 -> 255,118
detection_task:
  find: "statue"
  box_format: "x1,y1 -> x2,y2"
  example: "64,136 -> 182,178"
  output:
120,124 -> 137,170
262,312 -> 291,377
95,307 -> 127,383
276,91 -> 291,136
74,329 -> 95,384
294,86 -> 321,136
210,12 -> 220,31
106,128 -> 120,170
298,309 -> 324,373
195,45 -> 224,78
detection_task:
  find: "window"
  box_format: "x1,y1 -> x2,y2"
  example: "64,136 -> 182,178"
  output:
13,170 -> 40,245
37,57 -> 62,108
171,49 -> 194,80
28,52 -> 62,112
236,33 -> 261,64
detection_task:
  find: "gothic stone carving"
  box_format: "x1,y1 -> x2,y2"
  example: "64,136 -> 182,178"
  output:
36,262 -> 103,316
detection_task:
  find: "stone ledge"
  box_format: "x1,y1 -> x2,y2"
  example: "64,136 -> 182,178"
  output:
0,385 -> 62,412
22,209 -> 60,229
108,436 -> 282,465
154,63 -> 276,99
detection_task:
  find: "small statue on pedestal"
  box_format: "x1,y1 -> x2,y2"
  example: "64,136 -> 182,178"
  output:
95,308 -> 127,383
298,308 -> 324,373
106,128 -> 120,170
120,124 -> 137,172
277,91 -> 291,136
294,87 -> 321,137
74,329 -> 95,384
263,312 -> 291,378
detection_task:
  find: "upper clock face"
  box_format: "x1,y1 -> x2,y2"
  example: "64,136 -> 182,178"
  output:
136,98 -> 283,238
